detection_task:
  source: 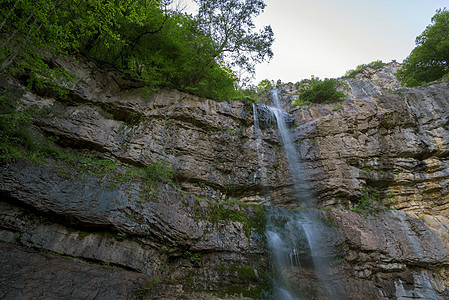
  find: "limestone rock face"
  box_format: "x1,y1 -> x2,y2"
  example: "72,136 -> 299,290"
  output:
342,62 -> 402,99
0,242 -> 149,300
1,57 -> 449,299
23,56 -> 296,205
0,56 -> 274,299
281,64 -> 449,298
291,79 -> 449,214
328,209 -> 449,299
0,159 -> 267,299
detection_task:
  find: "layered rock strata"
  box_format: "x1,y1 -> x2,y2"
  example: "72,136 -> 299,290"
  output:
0,57 -> 449,299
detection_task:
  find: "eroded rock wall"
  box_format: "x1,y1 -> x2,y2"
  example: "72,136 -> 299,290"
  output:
0,56 -> 278,299
1,57 -> 449,299
292,81 -> 449,213
281,66 -> 449,299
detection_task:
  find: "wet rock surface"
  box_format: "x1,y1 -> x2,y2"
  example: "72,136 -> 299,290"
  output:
1,57 -> 449,299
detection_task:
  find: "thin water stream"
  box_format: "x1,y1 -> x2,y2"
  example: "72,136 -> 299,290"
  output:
254,89 -> 343,299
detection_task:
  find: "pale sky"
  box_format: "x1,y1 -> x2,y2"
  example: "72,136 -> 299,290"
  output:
175,0 -> 448,84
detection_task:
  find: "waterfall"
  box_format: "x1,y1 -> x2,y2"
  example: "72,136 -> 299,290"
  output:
254,89 -> 343,299
270,89 -> 312,205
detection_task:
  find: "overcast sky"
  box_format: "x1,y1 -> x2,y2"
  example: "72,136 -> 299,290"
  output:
176,0 -> 448,85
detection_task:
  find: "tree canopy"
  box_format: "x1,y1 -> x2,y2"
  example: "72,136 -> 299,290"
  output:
194,0 -> 274,75
0,0 -> 274,100
396,8 -> 449,86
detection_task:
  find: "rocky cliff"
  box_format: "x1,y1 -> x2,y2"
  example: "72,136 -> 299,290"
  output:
0,57 -> 449,299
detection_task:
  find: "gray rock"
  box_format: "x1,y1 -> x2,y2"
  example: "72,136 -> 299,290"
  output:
1,56 -> 449,299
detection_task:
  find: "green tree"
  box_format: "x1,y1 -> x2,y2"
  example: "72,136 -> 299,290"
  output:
0,0 -> 273,100
257,79 -> 274,93
193,0 -> 274,76
0,0 -> 75,85
396,8 -> 449,86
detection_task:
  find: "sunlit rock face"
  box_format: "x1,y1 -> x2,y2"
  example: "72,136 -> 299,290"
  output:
342,62 -> 402,99
290,67 -> 449,214
282,64 -> 449,299
1,57 -> 449,299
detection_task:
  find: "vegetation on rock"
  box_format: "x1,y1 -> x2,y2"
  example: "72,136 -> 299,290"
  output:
292,78 -> 345,106
0,91 -> 59,162
0,0 -> 273,100
396,8 -> 449,86
344,60 -> 387,78
351,186 -> 397,214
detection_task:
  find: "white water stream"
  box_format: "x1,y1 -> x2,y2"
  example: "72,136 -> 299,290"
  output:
254,89 -> 342,299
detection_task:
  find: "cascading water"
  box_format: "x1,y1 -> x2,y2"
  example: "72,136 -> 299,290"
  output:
254,89 -> 343,299
269,90 -> 312,205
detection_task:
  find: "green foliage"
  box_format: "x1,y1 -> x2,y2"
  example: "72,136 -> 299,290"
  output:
292,78 -> 345,105
144,160 -> 173,184
0,92 -> 62,162
0,92 -> 32,161
183,250 -> 201,263
115,232 -> 128,241
0,0 -> 75,85
329,257 -> 346,266
136,281 -> 160,300
351,186 -> 397,213
396,9 -> 449,86
194,0 -> 274,74
235,265 -> 257,280
417,214 -> 427,221
55,152 -> 119,178
321,214 -> 337,228
257,79 -> 274,93
344,60 -> 387,78
214,262 -> 271,299
101,262 -> 122,269
332,104 -> 343,111
355,186 -> 382,211
361,167 -> 371,173
0,93 -> 174,194
0,0 -> 273,101
234,88 -> 259,103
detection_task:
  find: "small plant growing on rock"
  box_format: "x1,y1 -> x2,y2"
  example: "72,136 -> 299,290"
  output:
144,160 -> 173,184
417,214 -> 427,221
361,167 -> 371,173
321,214 -> 337,228
332,104 -> 344,111
351,186 -> 397,213
183,250 -> 201,263
115,232 -> 127,241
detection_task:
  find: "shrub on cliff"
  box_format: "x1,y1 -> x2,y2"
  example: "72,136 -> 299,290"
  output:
0,91 -> 63,162
292,78 -> 345,106
396,8 -> 449,86
344,60 -> 387,78
0,93 -> 32,161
